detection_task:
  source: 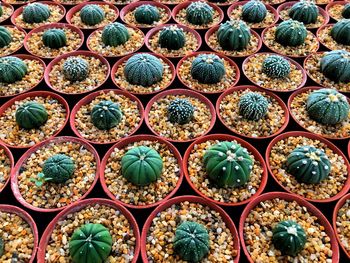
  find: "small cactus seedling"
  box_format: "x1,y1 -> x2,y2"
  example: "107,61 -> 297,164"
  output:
238,92 -> 269,121
167,98 -> 195,125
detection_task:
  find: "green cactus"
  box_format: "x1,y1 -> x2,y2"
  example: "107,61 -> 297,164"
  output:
91,100 -> 123,130
158,25 -> 186,50
22,3 -> 51,24
217,20 -> 251,51
80,4 -> 105,26
63,57 -> 89,82
286,145 -> 331,184
0,5 -> 3,17
0,56 -> 28,84
331,19 -> 350,46
0,237 -> 3,257
69,223 -> 112,263
275,20 -> 307,47
121,146 -> 163,186
320,50 -> 350,84
173,221 -> 210,262
42,28 -> 67,49
190,53 -> 226,84
124,53 -> 164,87
167,98 -> 195,125
203,141 -> 253,187
186,1 -> 214,26
342,3 -> 350,19
289,0 -> 319,24
0,26 -> 12,48
262,55 -> 291,79
15,101 -> 48,129
306,88 -> 349,125
242,0 -> 267,23
101,22 -> 130,47
134,4 -> 160,25
238,92 -> 269,121
42,154 -> 75,183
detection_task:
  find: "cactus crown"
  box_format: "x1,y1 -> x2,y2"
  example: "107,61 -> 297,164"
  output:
134,4 -> 160,24
42,154 -> 75,184
262,55 -> 291,79
91,100 -> 123,130
63,57 -> 89,82
238,92 -> 269,121
167,98 -> 195,125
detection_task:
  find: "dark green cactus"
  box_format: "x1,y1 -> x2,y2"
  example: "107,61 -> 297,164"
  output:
289,0 -> 319,24
0,26 -> 12,48
242,0 -> 267,23
262,55 -> 291,79
91,100 -> 123,130
101,22 -> 130,47
0,5 -> 3,17
22,3 -> 51,24
173,221 -> 210,262
190,53 -> 225,84
134,4 -> 160,25
306,88 -> 349,125
15,101 -> 48,129
167,98 -> 195,124
287,145 -> 331,184
238,92 -> 269,121
0,56 -> 28,84
203,141 -> 253,187
42,28 -> 67,49
80,4 -> 105,26
63,57 -> 89,82
275,20 -> 307,47
331,19 -> 350,46
320,50 -> 350,84
0,237 -> 4,257
42,154 -> 75,183
121,146 -> 163,186
217,20 -> 251,51
158,25 -> 186,50
342,3 -> 350,19
186,1 -> 214,26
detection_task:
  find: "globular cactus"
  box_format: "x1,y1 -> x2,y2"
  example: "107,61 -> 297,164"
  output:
342,3 -> 350,19
320,50 -> 350,84
186,1 -> 214,26
331,19 -> 350,46
158,25 -> 186,50
42,154 -> 75,183
0,5 -> 3,17
91,100 -> 123,130
15,101 -> 48,129
0,26 -> 12,48
242,0 -> 267,23
262,55 -> 291,79
22,3 -> 51,24
42,28 -> 67,49
275,19 -> 307,47
101,22 -> 130,47
238,92 -> 269,121
80,4 -> 105,26
134,4 -> 160,25
0,56 -> 28,84
63,56 -> 89,82
167,98 -> 195,124
289,0 -> 319,25
190,53 -> 226,84
217,20 -> 251,51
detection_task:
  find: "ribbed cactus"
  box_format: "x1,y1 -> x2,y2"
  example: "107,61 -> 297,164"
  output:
22,3 -> 51,24
289,0 -> 319,24
0,26 -> 12,48
186,1 -> 214,26
0,56 -> 28,84
342,3 -> 350,19
91,100 -> 123,130
134,4 -> 160,25
167,98 -> 195,124
190,53 -> 225,84
242,0 -> 267,23
275,20 -> 307,47
0,5 -> 3,18
0,237 -> 3,257
101,22 -> 130,47
262,55 -> 291,79
158,25 -> 186,50
217,20 -> 251,51
238,92 -> 269,121
42,29 -> 67,49
15,101 -> 48,130
320,50 -> 350,84
80,4 -> 105,26
331,19 -> 350,46
63,57 -> 89,82
42,154 -> 75,183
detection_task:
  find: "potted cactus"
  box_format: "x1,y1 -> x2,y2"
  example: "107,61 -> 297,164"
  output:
145,24 -> 202,58
326,1 -> 350,21
0,54 -> 45,98
289,86 -> 350,140
0,143 -> 13,193
11,1 -> 66,30
0,25 -> 26,57
145,89 -> 216,143
333,193 -> 350,259
111,52 -> 175,95
37,198 -> 140,263
266,131 -> 350,203
100,134 -> 183,209
0,2 -> 14,23
317,19 -> 350,52
242,52 -> 307,92
70,89 -> 144,145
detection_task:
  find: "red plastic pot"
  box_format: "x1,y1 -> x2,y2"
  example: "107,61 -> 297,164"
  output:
141,195 -> 240,262
86,24 -> 145,58
145,88 -> 216,143
11,136 -> 100,213
70,89 -> 145,145
326,1 -> 348,21
145,23 -> 202,58
0,204 -> 38,263
0,91 -> 69,149
0,2 -> 14,23
0,25 -> 26,57
111,52 -> 175,96
239,191 -> 340,263
227,1 -> 279,29
288,86 -> 350,140
183,133 -> 268,206
176,51 -> 240,95
0,143 -> 14,193
172,1 -> 224,30
0,54 -> 46,99
333,193 -> 350,259
265,131 -> 350,203
66,1 -> 119,30
11,1 -> 66,30
52,0 -> 90,6
277,1 -> 329,29
45,50 -> 110,96
100,134 -> 183,209
242,52 -> 307,93
37,198 -> 140,263
120,1 -> 171,28
24,23 -> 84,59
217,85 -> 289,139
205,25 -> 262,57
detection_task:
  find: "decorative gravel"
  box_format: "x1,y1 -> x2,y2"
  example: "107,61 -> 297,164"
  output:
228,5 -> 276,29
74,90 -> 142,143
53,0 -> 87,4
155,0 -> 186,4
243,53 -> 304,91
0,210 -> 35,262
0,147 -> 11,191
48,54 -> 108,94
103,0 -> 137,4
268,136 -> 348,200
207,29 -> 260,57
148,94 -> 212,141
243,198 -> 333,262
304,52 -> 350,92
316,0 -> 332,4
123,5 -> 169,28
327,3 -> 346,21
3,0 -> 32,4
263,26 -> 318,57
114,57 -> 173,94
318,25 -> 350,52
0,26 -> 25,57
0,5 -> 12,23
290,89 -> 350,139
88,27 -> 143,57
178,55 -> 238,93
219,88 -> 286,137
0,95 -> 67,147
45,204 -> 137,262
104,140 -> 180,206
145,201 -> 238,262
26,27 -> 82,58
205,0 -> 237,5
70,4 -> 117,29
279,6 -> 326,29
0,58 -> 44,97
262,0 -> 285,4
147,29 -> 199,57
14,4 -> 64,29
174,5 -> 221,29
336,198 -> 350,255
